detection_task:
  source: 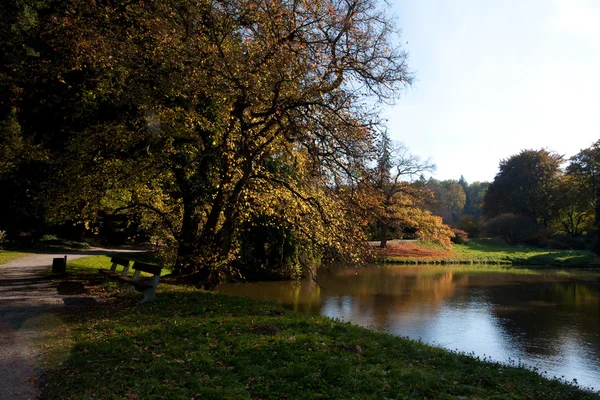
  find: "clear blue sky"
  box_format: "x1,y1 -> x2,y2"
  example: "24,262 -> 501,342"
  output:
383,0 -> 600,183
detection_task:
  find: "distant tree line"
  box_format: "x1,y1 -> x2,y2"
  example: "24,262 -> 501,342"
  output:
482,145 -> 600,250
408,142 -> 600,252
422,176 -> 489,237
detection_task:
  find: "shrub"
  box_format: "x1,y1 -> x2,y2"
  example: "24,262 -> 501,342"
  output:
485,213 -> 538,245
0,230 -> 6,249
549,239 -> 570,250
552,234 -> 586,250
450,229 -> 468,244
523,233 -> 550,248
456,216 -> 484,238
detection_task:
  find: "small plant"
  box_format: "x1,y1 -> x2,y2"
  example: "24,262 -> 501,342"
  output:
450,228 -> 469,244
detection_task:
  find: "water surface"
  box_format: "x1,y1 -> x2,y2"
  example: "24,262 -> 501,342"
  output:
217,265 -> 600,389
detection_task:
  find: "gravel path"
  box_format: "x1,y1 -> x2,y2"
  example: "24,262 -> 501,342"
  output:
0,249 -> 140,400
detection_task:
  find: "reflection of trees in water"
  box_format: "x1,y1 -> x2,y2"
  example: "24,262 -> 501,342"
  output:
216,280 -> 321,313
318,269 -> 462,330
479,279 -> 600,358
219,267 -> 600,362
321,269 -> 600,359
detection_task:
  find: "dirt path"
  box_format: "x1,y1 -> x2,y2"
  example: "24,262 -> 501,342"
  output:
0,249 -> 141,400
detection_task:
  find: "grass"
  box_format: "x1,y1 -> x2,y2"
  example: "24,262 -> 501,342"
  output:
43,253 -> 170,280
40,256 -> 599,399
68,254 -> 166,275
379,239 -> 600,267
36,234 -> 91,251
0,249 -> 27,264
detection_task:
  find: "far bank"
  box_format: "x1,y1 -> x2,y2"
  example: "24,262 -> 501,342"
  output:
375,239 -> 600,267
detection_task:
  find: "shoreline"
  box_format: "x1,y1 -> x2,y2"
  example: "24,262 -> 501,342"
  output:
41,286 -> 600,399
373,239 -> 600,268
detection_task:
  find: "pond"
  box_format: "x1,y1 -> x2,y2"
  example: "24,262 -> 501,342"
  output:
216,265 -> 600,390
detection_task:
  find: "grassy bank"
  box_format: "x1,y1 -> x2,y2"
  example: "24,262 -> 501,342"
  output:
0,249 -> 27,264
41,256 -> 599,399
378,239 -> 600,267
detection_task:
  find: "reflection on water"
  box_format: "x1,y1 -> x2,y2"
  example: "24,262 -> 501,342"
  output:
217,265 -> 600,389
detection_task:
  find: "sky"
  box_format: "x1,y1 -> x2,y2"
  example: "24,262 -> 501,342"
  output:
383,0 -> 600,183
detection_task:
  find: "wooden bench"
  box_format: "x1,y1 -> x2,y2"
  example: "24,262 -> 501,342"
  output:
117,261 -> 162,303
98,257 -> 131,282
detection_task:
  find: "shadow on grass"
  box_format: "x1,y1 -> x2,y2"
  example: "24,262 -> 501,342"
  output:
520,253 -> 600,267
40,287 -> 600,400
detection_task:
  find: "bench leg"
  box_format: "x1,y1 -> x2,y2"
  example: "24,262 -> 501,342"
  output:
140,275 -> 160,304
141,287 -> 156,304
125,284 -> 136,295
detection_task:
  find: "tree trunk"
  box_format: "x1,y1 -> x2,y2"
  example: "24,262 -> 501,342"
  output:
174,202 -> 202,274
379,224 -> 389,248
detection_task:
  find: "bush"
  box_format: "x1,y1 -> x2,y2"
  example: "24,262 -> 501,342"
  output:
450,229 -> 468,244
523,233 -> 550,248
552,234 -> 586,250
456,216 -> 484,238
485,213 -> 538,245
0,230 -> 6,249
548,239 -> 570,250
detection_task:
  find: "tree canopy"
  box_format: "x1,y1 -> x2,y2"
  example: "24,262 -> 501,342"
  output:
1,0 -> 414,286
482,149 -> 563,227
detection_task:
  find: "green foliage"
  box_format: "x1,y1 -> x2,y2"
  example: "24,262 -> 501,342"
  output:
567,140 -> 600,205
563,140 -> 600,239
423,178 -> 489,225
554,174 -> 594,236
463,181 -> 489,218
483,149 -> 563,226
1,0 -> 414,284
485,213 -> 539,245
42,288 -> 598,399
235,216 -> 302,281
381,239 -> 600,267
36,235 -> 90,250
425,179 -> 466,223
456,215 -> 485,238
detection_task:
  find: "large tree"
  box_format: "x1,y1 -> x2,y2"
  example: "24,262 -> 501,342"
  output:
566,140 -> 600,234
1,0 -> 412,285
566,140 -> 600,249
482,149 -> 563,227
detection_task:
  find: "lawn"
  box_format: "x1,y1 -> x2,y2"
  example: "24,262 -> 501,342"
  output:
40,256 -> 599,399
379,239 -> 600,267
58,253 -> 168,277
0,249 -> 27,264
